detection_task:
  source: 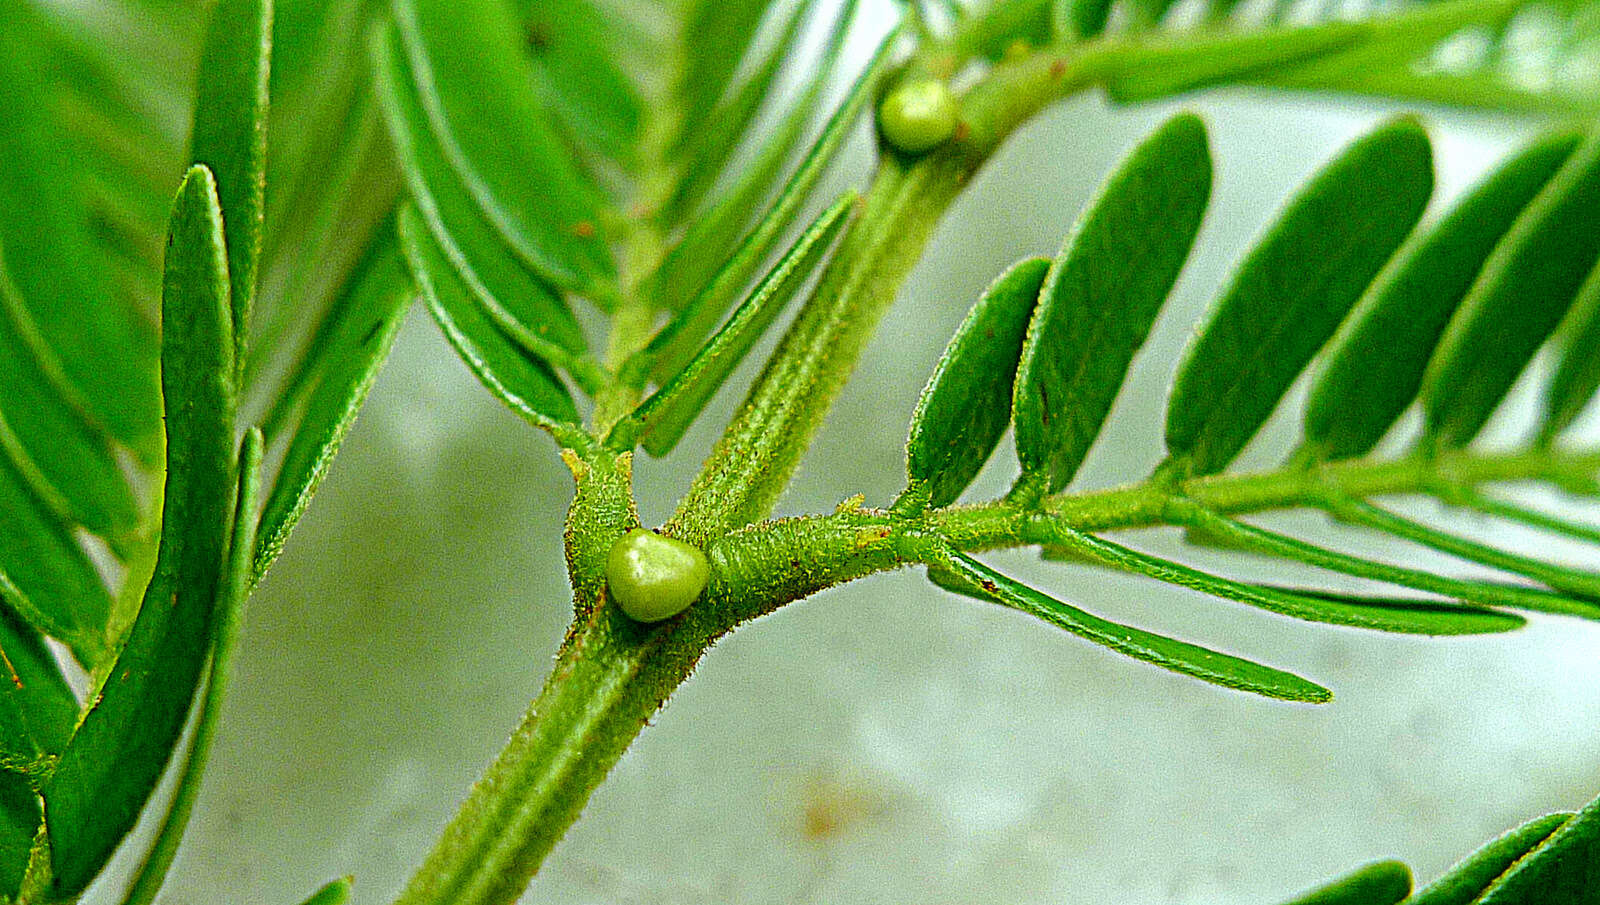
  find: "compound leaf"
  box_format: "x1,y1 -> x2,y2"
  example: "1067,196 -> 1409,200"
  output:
371,27 -> 587,364
644,18 -> 902,379
0,2 -> 161,461
0,258 -> 139,550
623,194 -> 856,456
393,0 -> 615,295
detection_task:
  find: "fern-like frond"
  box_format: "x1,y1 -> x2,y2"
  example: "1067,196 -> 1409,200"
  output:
898,113 -> 1600,700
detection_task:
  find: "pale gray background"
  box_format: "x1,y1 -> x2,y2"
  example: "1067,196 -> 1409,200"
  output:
87,9 -> 1600,905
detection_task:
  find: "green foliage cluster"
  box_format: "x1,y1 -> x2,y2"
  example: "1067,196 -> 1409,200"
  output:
1,0 -> 1599,902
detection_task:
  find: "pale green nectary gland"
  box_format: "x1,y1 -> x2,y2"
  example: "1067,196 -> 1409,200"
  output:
878,79 -> 959,155
605,528 -> 711,623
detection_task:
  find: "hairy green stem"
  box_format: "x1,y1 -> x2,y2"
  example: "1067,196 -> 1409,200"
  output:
394,442 -> 1599,905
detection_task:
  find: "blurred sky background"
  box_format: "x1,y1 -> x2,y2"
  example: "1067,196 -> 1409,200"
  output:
84,2 -> 1600,903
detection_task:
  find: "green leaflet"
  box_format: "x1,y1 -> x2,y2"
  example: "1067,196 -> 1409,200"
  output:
1405,812 -> 1569,905
0,769 -> 33,901
299,876 -> 355,905
1434,487 -> 1600,548
0,593 -> 78,771
1423,129 -> 1600,446
1542,260 -> 1600,440
1166,117 -> 1432,476
120,429 -> 262,905
0,430 -> 113,669
1304,131 -> 1580,461
1276,861 -> 1412,905
1474,790 -> 1600,904
1055,0 -> 1113,39
0,249 -> 139,548
393,0 -> 615,295
190,0 -> 272,373
620,195 -> 855,456
643,17 -> 901,381
1105,22 -> 1368,104
1033,520 -> 1522,635
371,28 -> 589,371
397,206 -> 584,440
0,0 -> 161,462
0,593 -> 70,894
1315,491 -> 1600,602
44,165 -> 239,898
650,0 -> 851,318
1014,113 -> 1211,495
3,775 -> 39,904
662,0 -> 821,225
936,549 -> 1331,702
519,0 -> 643,169
672,0 -> 779,148
255,222 -> 411,582
1165,497 -> 1598,620
904,257 -> 1050,510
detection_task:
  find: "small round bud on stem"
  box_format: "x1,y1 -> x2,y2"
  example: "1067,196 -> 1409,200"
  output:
605,528 -> 710,623
878,79 -> 959,155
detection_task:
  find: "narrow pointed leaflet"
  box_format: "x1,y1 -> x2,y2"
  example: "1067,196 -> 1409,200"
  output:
0,601 -> 77,899
393,0 -> 615,294
190,0 -> 272,372
1541,260 -> 1600,441
642,17 -> 902,380
1033,519 -> 1521,635
903,257 -> 1049,511
0,0 -> 160,460
1473,789 -> 1600,903
397,207 -> 583,443
372,26 -> 588,369
256,226 -> 412,581
120,429 -> 263,905
1274,861 -> 1411,905
44,166 -> 239,898
936,548 -> 1331,702
1406,813 -> 1569,905
621,195 -> 856,456
1014,112 -> 1211,496
1166,117 -> 1432,475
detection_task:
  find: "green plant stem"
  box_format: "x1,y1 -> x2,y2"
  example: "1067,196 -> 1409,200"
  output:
388,603 -> 715,905
706,446 -> 1600,626
393,444 -> 1599,905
